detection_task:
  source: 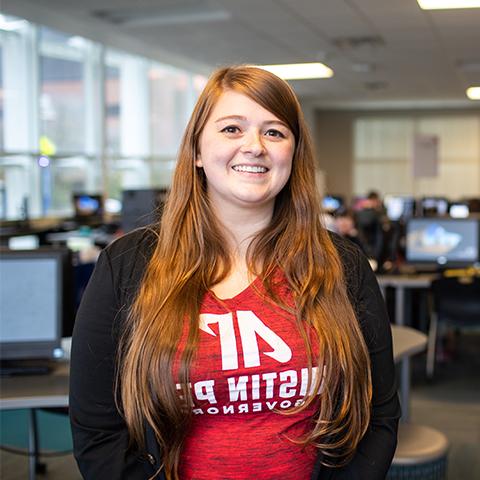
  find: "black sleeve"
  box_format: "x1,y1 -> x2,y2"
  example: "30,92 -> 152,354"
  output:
69,248 -> 149,479
316,245 -> 401,479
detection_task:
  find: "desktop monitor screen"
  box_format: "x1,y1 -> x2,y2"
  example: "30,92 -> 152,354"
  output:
421,197 -> 449,216
121,188 -> 168,232
406,218 -> 479,266
384,195 -> 416,221
73,194 -> 103,219
322,195 -> 343,213
8,235 -> 40,250
0,248 -> 68,360
449,203 -> 469,219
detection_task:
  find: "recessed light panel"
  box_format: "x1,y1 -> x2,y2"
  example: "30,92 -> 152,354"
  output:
258,63 -> 333,80
466,86 -> 480,100
418,0 -> 480,9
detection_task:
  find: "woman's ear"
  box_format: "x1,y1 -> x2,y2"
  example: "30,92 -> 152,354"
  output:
195,155 -> 203,168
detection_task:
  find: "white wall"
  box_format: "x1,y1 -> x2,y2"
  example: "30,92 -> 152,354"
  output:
354,115 -> 480,198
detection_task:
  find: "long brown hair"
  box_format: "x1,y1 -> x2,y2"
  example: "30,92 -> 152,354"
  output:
118,65 -> 372,479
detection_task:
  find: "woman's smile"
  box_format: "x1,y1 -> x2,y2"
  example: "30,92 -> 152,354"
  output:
231,164 -> 269,174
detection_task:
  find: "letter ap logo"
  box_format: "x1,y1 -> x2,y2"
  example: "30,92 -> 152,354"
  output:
199,311 -> 292,371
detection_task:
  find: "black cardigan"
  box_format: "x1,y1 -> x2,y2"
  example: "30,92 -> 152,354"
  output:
69,228 -> 400,479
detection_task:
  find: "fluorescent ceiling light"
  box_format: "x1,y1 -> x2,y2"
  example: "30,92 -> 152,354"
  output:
417,0 -> 480,9
94,4 -> 231,27
466,86 -> 480,100
121,10 -> 231,27
258,63 -> 333,80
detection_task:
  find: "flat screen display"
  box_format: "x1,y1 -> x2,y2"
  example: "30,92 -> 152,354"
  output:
421,197 -> 449,216
73,194 -> 103,218
322,195 -> 343,212
384,195 -> 416,221
406,218 -> 479,265
449,203 -> 469,219
0,249 -> 65,360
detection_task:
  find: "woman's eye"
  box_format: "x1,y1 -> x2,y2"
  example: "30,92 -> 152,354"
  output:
265,129 -> 285,138
221,125 -> 240,134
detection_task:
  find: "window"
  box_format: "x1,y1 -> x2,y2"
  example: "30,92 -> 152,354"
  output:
0,14 -> 205,220
0,45 -> 4,152
39,27 -> 88,153
0,15 -> 40,220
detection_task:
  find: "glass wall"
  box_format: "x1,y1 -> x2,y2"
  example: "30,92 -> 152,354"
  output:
0,14 -> 40,220
0,13 -> 207,221
0,45 -> 3,152
39,27 -> 87,153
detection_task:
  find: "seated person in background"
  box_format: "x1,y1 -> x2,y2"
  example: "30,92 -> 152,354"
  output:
354,190 -> 385,262
335,209 -> 369,254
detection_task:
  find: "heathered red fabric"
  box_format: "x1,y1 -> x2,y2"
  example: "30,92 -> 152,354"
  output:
177,274 -> 320,480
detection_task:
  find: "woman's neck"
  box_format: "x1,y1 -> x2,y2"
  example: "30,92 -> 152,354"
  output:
212,202 -> 273,261
208,202 -> 272,298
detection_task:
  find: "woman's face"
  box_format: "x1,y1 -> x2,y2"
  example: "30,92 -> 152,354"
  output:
196,90 -> 295,213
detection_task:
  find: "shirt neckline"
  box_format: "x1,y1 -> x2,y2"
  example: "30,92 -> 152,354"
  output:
208,275 -> 263,304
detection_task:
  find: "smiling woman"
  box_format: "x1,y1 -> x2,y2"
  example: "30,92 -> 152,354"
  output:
69,65 -> 400,480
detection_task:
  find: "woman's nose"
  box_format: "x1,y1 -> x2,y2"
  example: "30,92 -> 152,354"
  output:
240,130 -> 265,157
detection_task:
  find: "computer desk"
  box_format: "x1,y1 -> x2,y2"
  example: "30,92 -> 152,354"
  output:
0,361 -> 69,480
377,273 -> 437,325
391,325 -> 427,422
377,273 -> 435,422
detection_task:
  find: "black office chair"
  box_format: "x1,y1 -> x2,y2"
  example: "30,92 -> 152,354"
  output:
354,208 -> 384,261
426,275 -> 480,379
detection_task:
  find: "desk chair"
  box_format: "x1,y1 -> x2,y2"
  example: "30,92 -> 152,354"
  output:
388,326 -> 449,480
0,407 -> 72,479
426,275 -> 480,379
354,208 -> 384,261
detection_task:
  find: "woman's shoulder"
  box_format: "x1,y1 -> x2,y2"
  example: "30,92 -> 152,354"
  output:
329,231 -> 364,269
102,227 -> 158,279
105,227 -> 157,258
328,231 -> 374,295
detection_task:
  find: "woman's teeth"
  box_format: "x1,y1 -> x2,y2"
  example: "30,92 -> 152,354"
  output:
232,165 -> 268,173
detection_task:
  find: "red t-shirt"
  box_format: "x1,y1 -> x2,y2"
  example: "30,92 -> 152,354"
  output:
177,274 -> 322,480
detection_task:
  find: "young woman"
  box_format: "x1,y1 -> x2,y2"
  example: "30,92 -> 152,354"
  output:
70,65 -> 400,480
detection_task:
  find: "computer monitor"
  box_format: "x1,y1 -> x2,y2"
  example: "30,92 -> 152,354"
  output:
449,202 -> 469,219
7,234 -> 40,250
405,218 -> 479,267
420,196 -> 449,217
322,195 -> 344,213
121,188 -> 168,233
73,193 -> 103,222
0,248 -> 71,364
384,195 -> 416,221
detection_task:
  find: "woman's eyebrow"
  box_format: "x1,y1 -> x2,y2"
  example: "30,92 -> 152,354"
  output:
214,115 -> 246,123
264,120 -> 289,128
214,115 -> 288,128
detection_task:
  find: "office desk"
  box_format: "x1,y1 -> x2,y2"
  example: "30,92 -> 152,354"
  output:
391,324 -> 427,422
0,362 -> 69,480
377,273 -> 437,326
0,362 -> 69,410
378,274 -> 434,423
